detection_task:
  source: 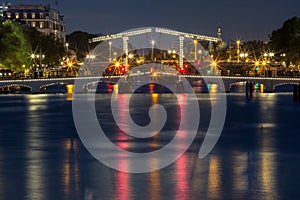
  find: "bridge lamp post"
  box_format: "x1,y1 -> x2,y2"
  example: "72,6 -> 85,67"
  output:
193,39 -> 198,61
236,40 -> 241,62
280,53 -> 286,68
109,41 -> 112,62
65,43 -> 69,53
31,54 -> 45,78
262,61 -> 267,76
151,40 -> 155,61
240,52 -> 248,64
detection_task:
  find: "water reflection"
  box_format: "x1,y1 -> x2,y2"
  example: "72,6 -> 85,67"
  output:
258,132 -> 278,199
62,139 -> 81,199
207,155 -> 221,200
232,152 -> 248,197
175,154 -> 190,200
115,163 -> 132,200
0,94 -> 299,199
148,160 -> 162,200
174,94 -> 191,200
25,100 -> 46,200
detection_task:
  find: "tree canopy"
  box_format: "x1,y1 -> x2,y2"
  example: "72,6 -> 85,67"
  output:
66,31 -> 100,61
0,20 -> 31,72
0,20 -> 65,72
24,27 -> 65,67
269,17 -> 300,65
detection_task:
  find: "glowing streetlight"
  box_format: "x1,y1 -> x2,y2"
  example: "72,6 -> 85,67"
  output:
65,43 -> 69,52
115,61 -> 120,67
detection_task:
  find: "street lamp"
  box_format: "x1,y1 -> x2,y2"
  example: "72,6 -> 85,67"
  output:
65,43 -> 69,52
31,53 -> 45,78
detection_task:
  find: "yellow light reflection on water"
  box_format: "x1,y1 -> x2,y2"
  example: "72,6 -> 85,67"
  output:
113,84 -> 118,94
207,156 -> 221,199
210,84 -> 219,93
66,84 -> 74,94
148,158 -> 162,200
151,93 -> 158,103
62,139 -> 80,199
66,84 -> 74,101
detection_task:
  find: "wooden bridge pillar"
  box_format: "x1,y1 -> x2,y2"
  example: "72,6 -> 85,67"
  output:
246,81 -> 253,97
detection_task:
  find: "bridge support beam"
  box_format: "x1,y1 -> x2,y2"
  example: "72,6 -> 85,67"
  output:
264,82 -> 273,93
179,35 -> 184,68
123,36 -> 129,69
224,84 -> 231,93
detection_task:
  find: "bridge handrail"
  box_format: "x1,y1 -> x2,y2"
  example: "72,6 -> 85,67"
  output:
1,75 -> 300,83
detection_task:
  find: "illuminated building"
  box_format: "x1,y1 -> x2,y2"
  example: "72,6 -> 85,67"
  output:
2,3 -> 66,42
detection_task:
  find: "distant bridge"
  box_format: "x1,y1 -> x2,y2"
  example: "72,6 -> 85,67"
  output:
1,75 -> 300,93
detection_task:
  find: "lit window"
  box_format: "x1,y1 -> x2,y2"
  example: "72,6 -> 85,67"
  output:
23,12 -> 27,19
15,12 -> 19,19
6,12 -> 11,18
31,22 -> 36,27
39,22 -> 44,29
39,12 -> 44,19
31,12 -> 35,19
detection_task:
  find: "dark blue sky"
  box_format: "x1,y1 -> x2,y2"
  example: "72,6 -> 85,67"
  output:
9,0 -> 300,42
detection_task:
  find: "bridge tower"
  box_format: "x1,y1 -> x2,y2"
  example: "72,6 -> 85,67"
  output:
217,26 -> 222,42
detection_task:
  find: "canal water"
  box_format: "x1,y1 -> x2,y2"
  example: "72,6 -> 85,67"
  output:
0,93 -> 300,200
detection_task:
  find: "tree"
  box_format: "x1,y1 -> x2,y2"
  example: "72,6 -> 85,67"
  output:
66,31 -> 100,61
243,40 -> 270,59
0,20 -> 31,72
269,17 -> 300,65
23,27 -> 65,67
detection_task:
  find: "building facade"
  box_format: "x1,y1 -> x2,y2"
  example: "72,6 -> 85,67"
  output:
0,2 -> 9,18
2,4 -> 66,43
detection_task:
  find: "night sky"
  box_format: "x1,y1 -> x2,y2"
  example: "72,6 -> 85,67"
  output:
8,0 -> 300,42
